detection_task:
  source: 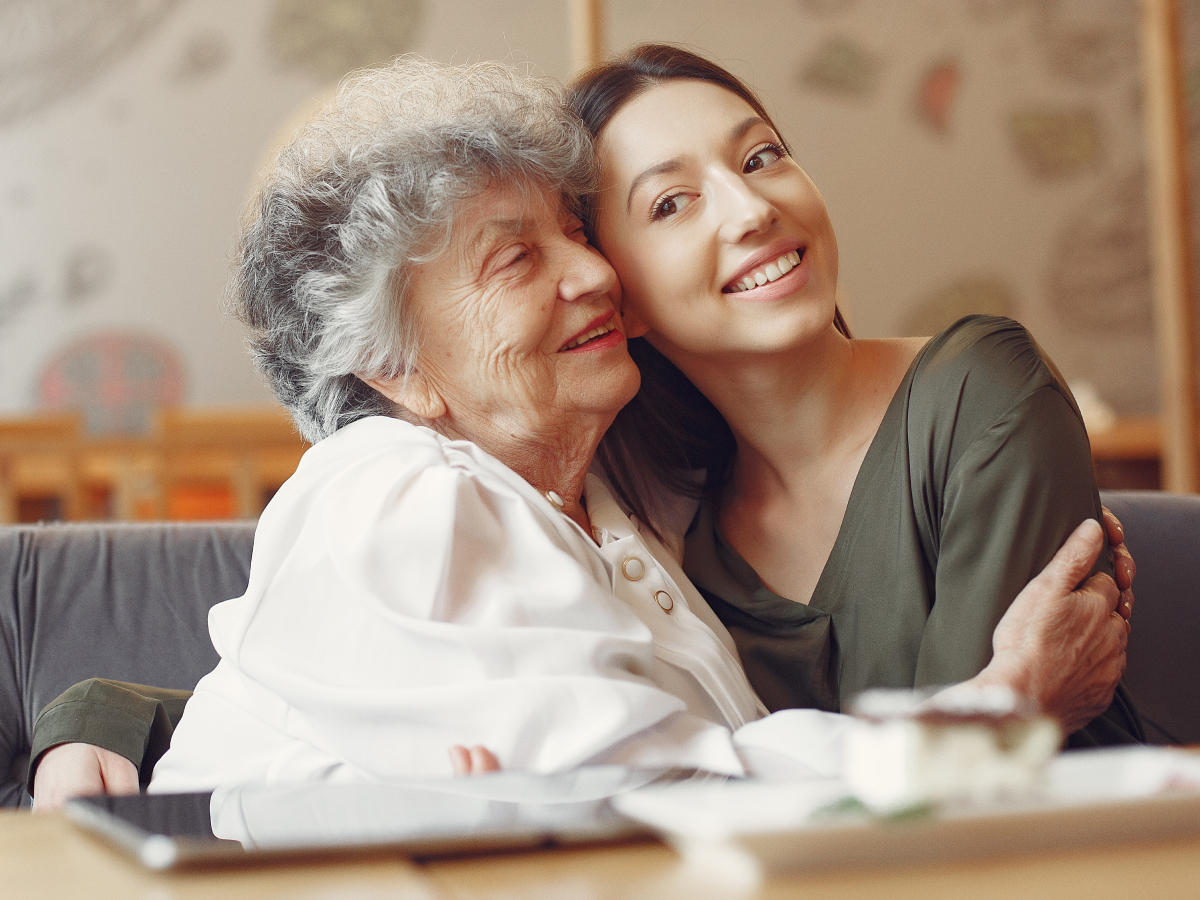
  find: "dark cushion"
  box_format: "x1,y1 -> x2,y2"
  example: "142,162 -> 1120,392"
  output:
1101,490 -> 1200,745
0,491 -> 1195,808
0,522 -> 255,808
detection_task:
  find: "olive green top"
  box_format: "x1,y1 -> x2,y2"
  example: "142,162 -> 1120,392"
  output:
30,679 -> 191,790
684,316 -> 1141,746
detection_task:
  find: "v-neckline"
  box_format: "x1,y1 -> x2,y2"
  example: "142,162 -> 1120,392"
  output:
707,341 -> 929,613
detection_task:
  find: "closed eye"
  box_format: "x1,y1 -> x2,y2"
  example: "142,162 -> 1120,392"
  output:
567,221 -> 589,244
507,249 -> 529,265
490,245 -> 531,274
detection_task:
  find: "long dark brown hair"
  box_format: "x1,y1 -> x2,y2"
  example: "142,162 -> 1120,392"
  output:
569,44 -> 851,537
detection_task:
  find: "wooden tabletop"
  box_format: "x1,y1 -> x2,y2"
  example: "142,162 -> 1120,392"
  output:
5,808 -> 1200,900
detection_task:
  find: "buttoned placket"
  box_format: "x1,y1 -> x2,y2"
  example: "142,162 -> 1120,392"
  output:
582,479 -> 765,730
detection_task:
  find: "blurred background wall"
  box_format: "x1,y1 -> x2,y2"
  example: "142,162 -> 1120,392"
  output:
0,0 -> 1194,433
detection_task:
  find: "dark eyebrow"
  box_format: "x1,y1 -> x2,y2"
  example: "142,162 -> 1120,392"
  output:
626,159 -> 684,213
728,115 -> 766,143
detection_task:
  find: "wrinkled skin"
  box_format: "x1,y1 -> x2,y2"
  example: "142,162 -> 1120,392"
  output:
971,517 -> 1131,734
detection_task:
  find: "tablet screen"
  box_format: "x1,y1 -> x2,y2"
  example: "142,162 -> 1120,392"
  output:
66,767 -> 661,869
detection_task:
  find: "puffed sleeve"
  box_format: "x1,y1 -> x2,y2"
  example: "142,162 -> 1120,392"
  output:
151,422 -> 735,790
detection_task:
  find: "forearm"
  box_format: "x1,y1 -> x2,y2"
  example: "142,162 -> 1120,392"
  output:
29,679 -> 192,792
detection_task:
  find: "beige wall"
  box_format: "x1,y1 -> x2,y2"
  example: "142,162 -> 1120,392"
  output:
0,0 -> 571,420
610,0 -> 1169,417
0,0 -> 1188,422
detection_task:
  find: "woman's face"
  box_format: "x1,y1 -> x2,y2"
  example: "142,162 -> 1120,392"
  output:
399,182 -> 639,441
593,80 -> 839,366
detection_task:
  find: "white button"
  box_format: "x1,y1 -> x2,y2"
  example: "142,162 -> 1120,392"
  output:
621,557 -> 645,581
654,590 -> 674,612
545,490 -> 565,509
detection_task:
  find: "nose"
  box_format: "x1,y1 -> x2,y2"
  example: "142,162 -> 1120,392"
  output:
558,238 -> 618,303
713,170 -> 778,244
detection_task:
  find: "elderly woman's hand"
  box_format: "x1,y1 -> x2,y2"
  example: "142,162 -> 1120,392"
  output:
972,518 -> 1129,735
1102,506 -> 1136,623
448,745 -> 501,776
32,743 -> 139,812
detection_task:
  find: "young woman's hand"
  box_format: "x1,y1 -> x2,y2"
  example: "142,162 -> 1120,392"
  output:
448,745 -> 501,776
31,743 -> 139,812
974,518 -> 1130,735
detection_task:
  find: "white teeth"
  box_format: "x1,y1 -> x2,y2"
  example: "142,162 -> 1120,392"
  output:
730,250 -> 803,293
562,320 -> 615,350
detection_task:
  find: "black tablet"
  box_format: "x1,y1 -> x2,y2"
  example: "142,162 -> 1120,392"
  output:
65,767 -> 658,870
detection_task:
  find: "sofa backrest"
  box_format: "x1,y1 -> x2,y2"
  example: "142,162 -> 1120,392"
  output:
0,521 -> 255,807
0,491 -> 1196,808
1101,491 -> 1200,746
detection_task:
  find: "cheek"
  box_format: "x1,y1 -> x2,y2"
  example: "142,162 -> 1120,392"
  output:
605,238 -> 679,318
482,299 -> 558,370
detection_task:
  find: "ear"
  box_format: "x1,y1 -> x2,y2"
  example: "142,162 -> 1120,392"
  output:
361,370 -> 447,421
620,304 -> 650,339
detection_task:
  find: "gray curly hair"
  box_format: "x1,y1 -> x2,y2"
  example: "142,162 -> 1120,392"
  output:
227,57 -> 598,443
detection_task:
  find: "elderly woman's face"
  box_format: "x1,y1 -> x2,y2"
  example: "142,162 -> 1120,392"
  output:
400,183 -> 639,441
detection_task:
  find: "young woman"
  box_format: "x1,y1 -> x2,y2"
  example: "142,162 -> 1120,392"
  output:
571,44 -> 1140,746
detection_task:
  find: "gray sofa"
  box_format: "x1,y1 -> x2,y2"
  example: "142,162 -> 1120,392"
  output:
2,492 -> 1197,808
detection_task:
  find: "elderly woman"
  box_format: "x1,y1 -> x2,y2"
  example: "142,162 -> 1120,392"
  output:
31,57 -> 1129,802
150,57 -> 772,789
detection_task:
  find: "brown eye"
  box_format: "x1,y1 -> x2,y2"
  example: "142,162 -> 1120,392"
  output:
745,145 -> 784,173
651,192 -> 692,221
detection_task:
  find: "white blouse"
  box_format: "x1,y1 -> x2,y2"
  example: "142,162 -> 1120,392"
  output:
150,417 -> 775,792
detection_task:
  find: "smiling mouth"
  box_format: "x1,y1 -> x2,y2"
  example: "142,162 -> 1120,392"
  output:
560,315 -> 618,351
725,249 -> 804,293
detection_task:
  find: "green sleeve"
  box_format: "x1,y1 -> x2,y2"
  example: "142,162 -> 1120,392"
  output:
913,380 -> 1143,743
914,383 -> 1109,684
28,679 -> 193,794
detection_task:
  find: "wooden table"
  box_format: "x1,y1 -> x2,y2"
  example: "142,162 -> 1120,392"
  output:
5,809 -> 1200,900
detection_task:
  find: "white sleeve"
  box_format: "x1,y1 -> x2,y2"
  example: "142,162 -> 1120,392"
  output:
157,431 -> 738,788
733,709 -> 855,781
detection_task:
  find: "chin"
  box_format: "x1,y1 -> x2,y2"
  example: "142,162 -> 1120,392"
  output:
749,303 -> 838,348
571,359 -> 641,420
611,361 -> 642,407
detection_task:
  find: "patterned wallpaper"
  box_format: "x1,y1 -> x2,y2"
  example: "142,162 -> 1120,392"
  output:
609,0 -> 1187,417
0,0 -> 1191,425
0,0 -> 568,428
